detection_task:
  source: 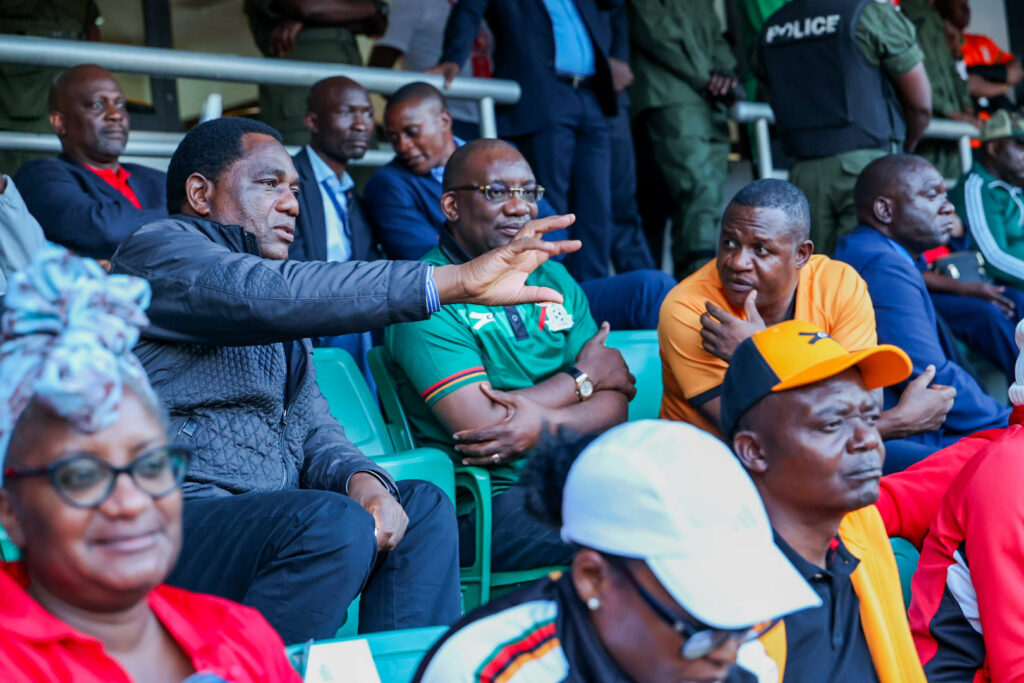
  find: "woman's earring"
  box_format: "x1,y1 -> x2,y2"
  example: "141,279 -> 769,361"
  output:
586,597 -> 601,611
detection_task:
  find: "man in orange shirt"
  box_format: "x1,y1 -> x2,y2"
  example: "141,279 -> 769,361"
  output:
658,179 -> 955,468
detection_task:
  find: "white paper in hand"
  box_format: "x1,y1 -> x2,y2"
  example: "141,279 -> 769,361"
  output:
303,638 -> 382,683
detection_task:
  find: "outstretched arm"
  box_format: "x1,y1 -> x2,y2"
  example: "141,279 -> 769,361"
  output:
433,214 -> 581,306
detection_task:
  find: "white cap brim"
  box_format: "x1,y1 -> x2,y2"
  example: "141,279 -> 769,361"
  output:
648,539 -> 821,629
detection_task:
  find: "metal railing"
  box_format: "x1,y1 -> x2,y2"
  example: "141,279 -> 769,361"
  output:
0,34 -> 981,179
0,130 -> 396,168
731,101 -> 981,181
0,34 -> 519,138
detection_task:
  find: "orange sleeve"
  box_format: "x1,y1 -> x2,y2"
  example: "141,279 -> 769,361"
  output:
658,285 -> 730,402
963,34 -> 1013,66
824,261 -> 878,352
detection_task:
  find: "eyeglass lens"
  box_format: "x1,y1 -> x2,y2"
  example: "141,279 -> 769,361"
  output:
53,448 -> 188,507
622,565 -> 771,659
482,184 -> 544,203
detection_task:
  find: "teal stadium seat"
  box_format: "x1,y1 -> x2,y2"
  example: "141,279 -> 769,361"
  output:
0,525 -> 19,562
286,625 -> 447,683
606,329 -> 662,420
311,348 -> 455,494
311,347 -> 457,634
890,538 -> 920,611
368,347 -> 566,611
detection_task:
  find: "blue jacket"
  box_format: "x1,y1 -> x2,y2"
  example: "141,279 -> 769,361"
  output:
362,160 -> 565,260
834,225 -> 1009,441
440,0 -> 627,136
289,147 -> 379,263
362,161 -> 444,260
15,153 -> 166,259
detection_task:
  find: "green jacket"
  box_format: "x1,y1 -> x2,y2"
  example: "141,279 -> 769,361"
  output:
0,0 -> 98,127
950,161 -> 1024,288
900,0 -> 970,117
626,0 -> 735,112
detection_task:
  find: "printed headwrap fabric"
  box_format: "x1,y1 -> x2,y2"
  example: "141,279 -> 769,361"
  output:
0,244 -> 153,482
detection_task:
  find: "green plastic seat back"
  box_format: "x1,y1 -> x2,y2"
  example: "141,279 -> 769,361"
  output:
313,347 -> 393,457
606,330 -> 662,421
287,625 -> 448,682
889,537 -> 920,611
0,525 -> 19,562
368,347 -> 416,451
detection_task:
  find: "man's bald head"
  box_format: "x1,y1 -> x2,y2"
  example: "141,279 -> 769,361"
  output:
383,82 -> 454,175
386,81 -> 448,118
304,76 -> 374,164
48,64 -> 128,168
49,64 -> 120,112
853,154 -> 931,224
306,76 -> 365,115
442,139 -> 522,191
854,154 -> 955,254
439,138 -> 539,257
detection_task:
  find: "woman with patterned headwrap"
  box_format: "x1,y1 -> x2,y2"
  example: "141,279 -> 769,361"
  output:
0,245 -> 299,682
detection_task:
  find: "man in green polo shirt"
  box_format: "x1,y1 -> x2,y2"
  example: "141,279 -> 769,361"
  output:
385,139 -> 636,571
950,110 -> 1024,288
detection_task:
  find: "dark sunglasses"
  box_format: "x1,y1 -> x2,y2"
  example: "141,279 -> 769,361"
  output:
3,446 -> 190,509
620,566 -> 779,659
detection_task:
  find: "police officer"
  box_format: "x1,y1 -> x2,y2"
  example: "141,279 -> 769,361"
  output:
627,0 -> 739,280
0,0 -> 100,174
901,0 -> 978,179
758,0 -> 932,255
244,0 -> 389,145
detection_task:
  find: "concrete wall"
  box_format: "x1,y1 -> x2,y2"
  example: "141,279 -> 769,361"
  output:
965,0 -> 1010,50
96,0 -> 262,121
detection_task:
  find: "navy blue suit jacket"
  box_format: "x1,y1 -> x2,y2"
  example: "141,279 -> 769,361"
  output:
290,148 -> 379,263
362,161 -> 446,260
440,0 -> 627,136
362,160 -> 564,260
834,225 -> 1009,441
14,154 -> 166,259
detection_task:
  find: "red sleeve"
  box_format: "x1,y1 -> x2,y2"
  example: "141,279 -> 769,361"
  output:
876,429 -> 1004,546
963,440 -> 1024,680
221,605 -> 302,682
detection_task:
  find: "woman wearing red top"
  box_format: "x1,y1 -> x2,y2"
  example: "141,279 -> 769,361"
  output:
0,245 -> 299,682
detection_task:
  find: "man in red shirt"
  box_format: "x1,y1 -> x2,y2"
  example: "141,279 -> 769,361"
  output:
14,64 -> 167,260
909,320 -> 1024,680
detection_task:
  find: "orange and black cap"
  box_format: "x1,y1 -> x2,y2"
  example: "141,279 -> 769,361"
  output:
720,321 -> 912,439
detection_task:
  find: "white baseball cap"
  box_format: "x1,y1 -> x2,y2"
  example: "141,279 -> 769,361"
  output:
561,420 -> 821,629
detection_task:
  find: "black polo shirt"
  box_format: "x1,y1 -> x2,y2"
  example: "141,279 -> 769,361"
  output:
774,531 -> 880,683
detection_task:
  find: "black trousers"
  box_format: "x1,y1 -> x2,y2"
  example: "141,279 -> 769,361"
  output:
512,83 -> 613,283
166,480 -> 461,644
458,484 -> 576,572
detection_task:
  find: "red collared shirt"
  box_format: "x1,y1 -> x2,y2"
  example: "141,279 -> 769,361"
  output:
0,562 -> 300,682
85,165 -> 142,209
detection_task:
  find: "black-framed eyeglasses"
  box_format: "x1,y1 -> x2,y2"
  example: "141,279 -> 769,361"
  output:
620,566 -> 778,659
3,446 -> 191,509
449,183 -> 545,204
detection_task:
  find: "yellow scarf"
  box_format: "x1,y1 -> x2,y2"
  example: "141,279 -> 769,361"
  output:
758,506 -> 925,682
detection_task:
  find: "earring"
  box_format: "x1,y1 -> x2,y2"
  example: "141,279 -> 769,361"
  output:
586,597 -> 601,611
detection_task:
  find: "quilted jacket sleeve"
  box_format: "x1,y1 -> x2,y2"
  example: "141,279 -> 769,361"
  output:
112,218 -> 432,346
300,372 -> 398,496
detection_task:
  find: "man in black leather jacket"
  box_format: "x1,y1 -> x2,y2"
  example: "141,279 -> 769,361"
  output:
111,117 -> 579,644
